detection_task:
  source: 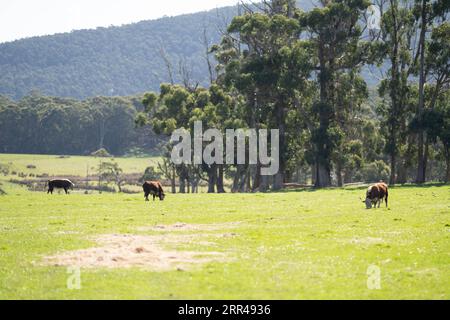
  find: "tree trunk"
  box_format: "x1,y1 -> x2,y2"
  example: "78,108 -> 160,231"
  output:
273,98 -> 286,191
99,119 -> 106,150
311,164 -> 316,186
216,164 -> 226,193
315,162 -> 331,188
179,176 -> 186,194
336,161 -> 343,187
171,167 -> 176,194
253,163 -> 261,192
397,161 -> 407,185
231,166 -> 241,193
388,2 -> 400,186
239,167 -> 248,193
273,173 -> 284,191
260,174 -> 269,192
416,0 -> 427,184
446,151 -> 450,183
207,165 -> 217,193
389,153 -> 396,185
423,135 -> 430,181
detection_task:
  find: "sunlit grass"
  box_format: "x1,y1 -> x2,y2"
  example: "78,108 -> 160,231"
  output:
0,153 -> 159,178
0,182 -> 448,299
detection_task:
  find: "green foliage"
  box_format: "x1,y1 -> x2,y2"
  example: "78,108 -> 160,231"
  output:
141,166 -> 162,182
97,160 -> 124,192
0,93 -> 162,156
360,160 -> 391,183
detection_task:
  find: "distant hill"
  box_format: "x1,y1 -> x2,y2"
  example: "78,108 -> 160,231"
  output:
0,6 -> 239,100
0,1 -> 381,100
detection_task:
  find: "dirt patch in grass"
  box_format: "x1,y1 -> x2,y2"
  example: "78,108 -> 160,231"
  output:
137,222 -> 241,232
43,222 -> 241,270
42,234 -> 226,271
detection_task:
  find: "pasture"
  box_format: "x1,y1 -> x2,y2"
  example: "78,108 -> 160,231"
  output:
0,153 -> 157,177
0,179 -> 449,299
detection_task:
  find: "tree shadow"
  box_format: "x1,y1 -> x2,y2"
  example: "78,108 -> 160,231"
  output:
271,182 -> 449,194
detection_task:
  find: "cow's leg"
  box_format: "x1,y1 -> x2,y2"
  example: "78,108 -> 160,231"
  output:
64,187 -> 68,194
373,199 -> 378,209
49,187 -> 53,194
153,194 -> 156,201
144,192 -> 149,201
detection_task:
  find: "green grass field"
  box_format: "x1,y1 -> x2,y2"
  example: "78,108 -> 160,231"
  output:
0,179 -> 449,300
0,153 -> 158,177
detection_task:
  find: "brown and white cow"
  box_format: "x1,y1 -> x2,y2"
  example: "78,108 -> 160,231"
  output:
364,182 -> 388,209
143,181 -> 165,202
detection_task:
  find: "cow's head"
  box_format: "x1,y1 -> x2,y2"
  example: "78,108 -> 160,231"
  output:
364,197 -> 373,209
362,186 -> 373,209
159,193 -> 165,201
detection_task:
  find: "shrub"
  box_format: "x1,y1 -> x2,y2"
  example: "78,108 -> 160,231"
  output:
141,166 -> 162,182
26,164 -> 37,169
91,148 -> 112,158
0,163 -> 10,175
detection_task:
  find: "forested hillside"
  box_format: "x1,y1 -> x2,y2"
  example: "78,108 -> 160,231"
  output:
0,7 -> 238,100
0,2 -> 319,100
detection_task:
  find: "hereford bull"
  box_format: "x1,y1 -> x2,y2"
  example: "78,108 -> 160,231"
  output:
48,179 -> 74,194
143,181 -> 165,201
363,182 -> 388,209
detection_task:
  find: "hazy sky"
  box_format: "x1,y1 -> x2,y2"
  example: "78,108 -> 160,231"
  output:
0,0 -> 240,43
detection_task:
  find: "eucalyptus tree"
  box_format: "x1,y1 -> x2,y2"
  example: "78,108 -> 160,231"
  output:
299,0 -> 374,187
414,0 -> 449,183
219,0 -> 313,190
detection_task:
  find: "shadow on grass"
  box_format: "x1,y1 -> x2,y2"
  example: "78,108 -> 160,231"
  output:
273,182 -> 449,194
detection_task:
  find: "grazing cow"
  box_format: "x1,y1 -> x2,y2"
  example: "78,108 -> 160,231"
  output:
143,181 -> 165,201
48,179 -> 74,194
364,182 -> 389,209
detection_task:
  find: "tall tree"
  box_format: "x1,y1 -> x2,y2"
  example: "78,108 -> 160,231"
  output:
415,1 -> 449,182
378,0 -> 416,185
300,0 -> 373,187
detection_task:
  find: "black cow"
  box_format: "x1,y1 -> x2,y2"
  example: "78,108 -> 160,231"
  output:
48,179 -> 74,194
143,181 -> 165,201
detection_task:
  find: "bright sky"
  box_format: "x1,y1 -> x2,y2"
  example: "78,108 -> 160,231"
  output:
0,0 -> 240,43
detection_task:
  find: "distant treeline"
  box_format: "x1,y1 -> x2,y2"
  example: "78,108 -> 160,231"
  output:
0,93 -> 163,155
